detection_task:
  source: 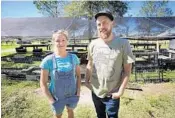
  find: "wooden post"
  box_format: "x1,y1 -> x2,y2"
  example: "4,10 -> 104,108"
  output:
156,40 -> 159,53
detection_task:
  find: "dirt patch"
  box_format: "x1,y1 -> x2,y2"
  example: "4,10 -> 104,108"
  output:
34,88 -> 44,96
142,83 -> 175,96
34,85 -> 94,105
34,83 -> 175,105
124,82 -> 175,99
78,86 -> 94,105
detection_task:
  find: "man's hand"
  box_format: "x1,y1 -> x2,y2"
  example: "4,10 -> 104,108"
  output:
111,90 -> 124,99
111,63 -> 132,99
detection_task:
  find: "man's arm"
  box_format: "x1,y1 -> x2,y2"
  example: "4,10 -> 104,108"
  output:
85,60 -> 93,90
112,63 -> 132,99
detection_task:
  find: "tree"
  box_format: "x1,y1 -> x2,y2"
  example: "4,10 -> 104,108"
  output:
33,1 -> 67,17
137,1 -> 173,36
33,1 -> 128,42
64,1 -> 128,19
33,1 -> 128,18
64,1 -> 128,42
139,1 -> 173,17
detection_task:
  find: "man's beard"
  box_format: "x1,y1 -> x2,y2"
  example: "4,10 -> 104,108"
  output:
99,28 -> 112,39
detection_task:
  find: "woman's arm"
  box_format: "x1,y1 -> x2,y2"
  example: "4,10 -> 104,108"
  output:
40,69 -> 55,104
75,65 -> 81,96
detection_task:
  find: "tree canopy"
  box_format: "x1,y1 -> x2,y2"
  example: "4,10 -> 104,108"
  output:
65,1 -> 128,19
139,1 -> 173,17
33,1 -> 128,19
33,1 -> 67,17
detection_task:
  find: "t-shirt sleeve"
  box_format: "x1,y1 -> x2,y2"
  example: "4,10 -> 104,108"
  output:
123,39 -> 135,64
73,54 -> 80,65
40,56 -> 50,71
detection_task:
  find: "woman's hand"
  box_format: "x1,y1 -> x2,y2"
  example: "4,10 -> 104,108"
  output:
76,91 -> 80,97
49,98 -> 56,104
85,81 -> 92,90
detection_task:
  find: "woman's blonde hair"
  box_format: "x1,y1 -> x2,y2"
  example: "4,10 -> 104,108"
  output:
52,30 -> 68,41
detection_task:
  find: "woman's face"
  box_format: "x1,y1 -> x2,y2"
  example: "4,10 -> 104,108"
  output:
54,34 -> 68,49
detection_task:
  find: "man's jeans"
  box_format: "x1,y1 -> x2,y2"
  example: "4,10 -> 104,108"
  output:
92,92 -> 120,118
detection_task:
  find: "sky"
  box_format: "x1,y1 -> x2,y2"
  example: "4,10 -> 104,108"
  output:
1,1 -> 43,18
125,1 -> 175,17
1,1 -> 175,18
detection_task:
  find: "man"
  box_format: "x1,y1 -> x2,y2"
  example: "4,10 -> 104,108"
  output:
85,11 -> 135,118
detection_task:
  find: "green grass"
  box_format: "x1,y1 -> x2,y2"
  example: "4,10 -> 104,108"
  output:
1,61 -> 41,69
1,43 -> 52,57
1,52 -> 16,57
164,71 -> 175,81
1,44 -> 19,50
160,41 -> 169,49
120,94 -> 175,118
1,79 -> 52,118
132,70 -> 175,82
1,42 -> 19,48
1,79 -> 96,118
129,41 -> 169,49
22,47 -> 50,52
2,79 -> 175,118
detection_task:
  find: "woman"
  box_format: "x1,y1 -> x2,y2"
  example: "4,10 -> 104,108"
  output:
40,30 -> 81,118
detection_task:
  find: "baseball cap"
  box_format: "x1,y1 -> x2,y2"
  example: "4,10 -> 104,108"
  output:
95,11 -> 114,21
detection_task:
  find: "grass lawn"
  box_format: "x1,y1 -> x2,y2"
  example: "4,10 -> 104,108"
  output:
132,70 -> 175,82
1,79 -> 96,118
1,43 -> 20,50
1,61 -> 41,69
1,43 -> 52,57
1,79 -> 175,118
1,52 -> 16,57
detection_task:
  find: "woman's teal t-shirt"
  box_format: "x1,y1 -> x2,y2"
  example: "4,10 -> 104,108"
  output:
40,53 -> 80,93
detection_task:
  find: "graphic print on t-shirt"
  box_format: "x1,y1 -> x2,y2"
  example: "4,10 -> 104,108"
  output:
92,46 -> 120,79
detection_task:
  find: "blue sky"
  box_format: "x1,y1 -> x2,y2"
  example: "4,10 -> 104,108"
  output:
1,1 -> 43,18
125,1 -> 175,17
1,1 -> 175,18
